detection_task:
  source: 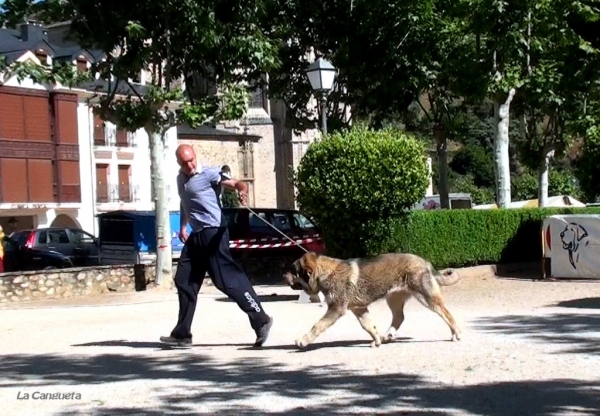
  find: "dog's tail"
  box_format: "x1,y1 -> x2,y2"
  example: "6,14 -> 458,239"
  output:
431,264 -> 462,286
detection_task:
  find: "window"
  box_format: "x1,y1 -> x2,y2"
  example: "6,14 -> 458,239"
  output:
38,230 -> 47,244
70,229 -> 95,244
95,164 -> 110,203
293,212 -> 315,230
76,59 -> 88,73
93,115 -> 106,146
249,212 -> 270,233
48,229 -> 70,244
118,164 -> 132,202
131,71 -> 142,84
116,128 -> 129,146
238,140 -> 255,207
271,212 -> 292,232
35,52 -> 48,65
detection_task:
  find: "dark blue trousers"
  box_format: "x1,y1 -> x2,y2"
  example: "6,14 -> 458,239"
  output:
170,226 -> 269,339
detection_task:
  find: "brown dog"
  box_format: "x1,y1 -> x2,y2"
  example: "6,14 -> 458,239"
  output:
284,251 -> 463,349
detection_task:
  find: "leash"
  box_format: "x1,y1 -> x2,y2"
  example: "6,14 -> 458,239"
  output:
242,205 -> 310,253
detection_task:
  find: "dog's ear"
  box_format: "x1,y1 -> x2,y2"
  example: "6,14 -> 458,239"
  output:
302,252 -> 319,275
576,224 -> 588,241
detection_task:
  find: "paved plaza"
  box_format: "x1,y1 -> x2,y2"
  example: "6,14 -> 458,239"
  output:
1,272 -> 599,415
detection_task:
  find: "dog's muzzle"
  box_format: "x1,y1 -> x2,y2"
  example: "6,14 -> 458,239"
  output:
283,272 -> 296,287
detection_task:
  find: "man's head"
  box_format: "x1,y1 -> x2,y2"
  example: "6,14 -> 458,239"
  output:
176,144 -> 198,176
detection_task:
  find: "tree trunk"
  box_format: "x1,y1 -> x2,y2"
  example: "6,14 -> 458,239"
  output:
147,127 -> 173,287
493,88 -> 516,208
538,149 -> 555,208
434,125 -> 450,209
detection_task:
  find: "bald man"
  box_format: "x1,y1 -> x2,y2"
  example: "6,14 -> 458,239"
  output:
160,144 -> 273,348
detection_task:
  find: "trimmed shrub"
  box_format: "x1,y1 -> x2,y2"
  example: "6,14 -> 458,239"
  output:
391,207 -> 600,269
294,125 -> 430,258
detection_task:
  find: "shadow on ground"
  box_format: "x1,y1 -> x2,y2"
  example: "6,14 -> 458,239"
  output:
475,312 -> 600,355
0,350 -> 598,415
552,297 -> 600,310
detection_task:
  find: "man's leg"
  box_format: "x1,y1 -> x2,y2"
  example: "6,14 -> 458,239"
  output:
160,234 -> 206,347
200,227 -> 273,346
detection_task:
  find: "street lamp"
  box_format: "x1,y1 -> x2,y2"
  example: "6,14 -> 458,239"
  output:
306,57 -> 336,135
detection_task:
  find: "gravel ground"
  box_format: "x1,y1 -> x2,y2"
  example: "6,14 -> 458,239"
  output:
0,273 -> 599,416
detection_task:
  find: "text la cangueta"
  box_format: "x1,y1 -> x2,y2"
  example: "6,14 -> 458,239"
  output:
17,391 -> 82,400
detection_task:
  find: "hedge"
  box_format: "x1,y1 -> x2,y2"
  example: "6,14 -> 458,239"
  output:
315,206 -> 600,269
388,207 -> 600,269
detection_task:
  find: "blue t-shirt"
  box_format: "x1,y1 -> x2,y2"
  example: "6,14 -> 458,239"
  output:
177,166 -> 232,232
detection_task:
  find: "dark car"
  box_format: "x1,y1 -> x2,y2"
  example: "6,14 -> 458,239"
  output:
222,207 -> 325,259
2,227 -> 100,272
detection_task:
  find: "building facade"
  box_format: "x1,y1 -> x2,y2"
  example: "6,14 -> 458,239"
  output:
0,21 -> 181,236
0,63 -> 93,234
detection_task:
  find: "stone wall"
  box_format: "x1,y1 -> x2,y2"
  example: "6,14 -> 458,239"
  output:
0,255 -> 295,303
0,264 -> 152,303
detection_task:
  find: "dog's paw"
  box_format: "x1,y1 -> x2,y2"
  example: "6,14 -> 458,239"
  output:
381,331 -> 395,344
370,339 -> 382,348
295,337 -> 309,349
451,332 -> 461,341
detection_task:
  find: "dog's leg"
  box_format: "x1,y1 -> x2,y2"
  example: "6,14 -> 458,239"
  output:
295,306 -> 345,349
350,307 -> 382,348
382,291 -> 410,344
423,292 -> 461,341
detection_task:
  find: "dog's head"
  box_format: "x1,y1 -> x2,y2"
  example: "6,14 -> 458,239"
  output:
283,252 -> 322,295
560,223 -> 588,252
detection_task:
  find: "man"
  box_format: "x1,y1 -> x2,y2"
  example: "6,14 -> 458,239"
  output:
160,144 -> 273,348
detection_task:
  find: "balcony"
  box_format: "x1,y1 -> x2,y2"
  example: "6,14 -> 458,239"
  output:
93,125 -> 137,148
96,184 -> 141,204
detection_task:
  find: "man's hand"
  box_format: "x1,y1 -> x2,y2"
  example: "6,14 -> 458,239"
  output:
238,191 -> 248,206
179,227 -> 189,243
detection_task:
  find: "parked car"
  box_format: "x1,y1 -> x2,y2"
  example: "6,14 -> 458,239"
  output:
96,207 -> 324,266
222,207 -> 325,260
2,227 -> 100,272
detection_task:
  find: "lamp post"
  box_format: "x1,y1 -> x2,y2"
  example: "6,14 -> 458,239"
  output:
306,57 -> 336,135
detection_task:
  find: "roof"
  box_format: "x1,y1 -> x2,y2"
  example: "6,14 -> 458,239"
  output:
0,21 -> 126,94
177,124 -> 262,141
0,25 -> 57,63
78,79 -> 149,97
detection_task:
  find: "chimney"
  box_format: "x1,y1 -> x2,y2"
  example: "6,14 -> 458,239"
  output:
20,20 -> 47,42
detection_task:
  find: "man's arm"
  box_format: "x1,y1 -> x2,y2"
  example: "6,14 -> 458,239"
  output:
180,201 -> 188,229
221,177 -> 248,193
176,174 -> 189,232
221,177 -> 249,206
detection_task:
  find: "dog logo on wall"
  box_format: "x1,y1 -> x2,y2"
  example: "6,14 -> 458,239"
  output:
560,223 -> 590,269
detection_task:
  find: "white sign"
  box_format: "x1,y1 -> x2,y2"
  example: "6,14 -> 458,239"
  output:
542,214 -> 600,279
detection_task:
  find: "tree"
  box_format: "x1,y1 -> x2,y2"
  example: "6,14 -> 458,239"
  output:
450,174 -> 496,205
456,0 -> 537,208
1,0 -> 280,285
575,123 -> 600,202
449,144 -> 495,188
267,0 -> 480,209
512,169 -> 583,201
294,126 -> 429,257
509,1 -> 600,207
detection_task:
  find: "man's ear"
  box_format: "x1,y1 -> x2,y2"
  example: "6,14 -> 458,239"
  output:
302,252 -> 319,275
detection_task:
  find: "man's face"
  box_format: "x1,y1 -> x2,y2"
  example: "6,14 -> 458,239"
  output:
177,150 -> 197,176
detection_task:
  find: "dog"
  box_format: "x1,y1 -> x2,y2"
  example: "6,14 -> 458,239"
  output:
283,251 -> 463,349
560,223 -> 589,269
